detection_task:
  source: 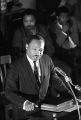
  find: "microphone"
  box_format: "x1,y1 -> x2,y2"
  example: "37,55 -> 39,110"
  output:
54,67 -> 71,82
54,67 -> 73,96
54,68 -> 81,120
54,67 -> 66,76
75,85 -> 81,92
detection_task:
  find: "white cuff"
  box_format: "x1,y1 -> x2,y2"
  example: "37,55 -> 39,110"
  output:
23,100 -> 29,110
62,31 -> 67,36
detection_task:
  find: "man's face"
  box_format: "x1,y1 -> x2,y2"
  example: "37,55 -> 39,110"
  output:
23,14 -> 36,29
26,39 -> 44,61
58,13 -> 69,25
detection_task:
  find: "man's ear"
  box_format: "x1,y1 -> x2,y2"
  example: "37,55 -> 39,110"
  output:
26,44 -> 28,50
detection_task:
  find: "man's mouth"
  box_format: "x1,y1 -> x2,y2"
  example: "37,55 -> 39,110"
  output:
34,55 -> 40,59
35,55 -> 39,58
27,26 -> 34,29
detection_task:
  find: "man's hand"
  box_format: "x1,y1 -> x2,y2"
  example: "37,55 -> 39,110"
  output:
24,100 -> 35,111
56,93 -> 61,98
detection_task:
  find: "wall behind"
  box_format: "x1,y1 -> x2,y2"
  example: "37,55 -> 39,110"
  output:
19,0 -> 36,9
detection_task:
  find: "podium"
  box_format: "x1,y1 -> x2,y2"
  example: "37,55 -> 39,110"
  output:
41,99 -> 81,120
2,93 -> 81,120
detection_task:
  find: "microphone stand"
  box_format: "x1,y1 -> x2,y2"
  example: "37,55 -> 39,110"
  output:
65,78 -> 81,120
70,81 -> 81,103
54,67 -> 81,120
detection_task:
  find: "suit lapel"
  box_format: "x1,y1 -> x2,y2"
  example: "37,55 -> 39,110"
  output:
39,56 -> 49,100
22,56 -> 40,92
39,57 -> 45,83
22,56 -> 36,84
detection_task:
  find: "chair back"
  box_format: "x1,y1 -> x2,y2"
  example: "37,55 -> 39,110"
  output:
0,55 -> 11,91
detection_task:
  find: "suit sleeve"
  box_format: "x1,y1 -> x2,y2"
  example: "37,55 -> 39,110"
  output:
49,22 -> 67,47
50,58 -> 70,92
55,26 -> 67,47
5,63 -> 26,109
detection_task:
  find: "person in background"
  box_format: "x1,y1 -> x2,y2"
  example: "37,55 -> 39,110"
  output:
47,7 -> 72,78
5,35 -> 72,120
49,6 -> 81,66
12,8 -> 54,60
59,0 -> 81,21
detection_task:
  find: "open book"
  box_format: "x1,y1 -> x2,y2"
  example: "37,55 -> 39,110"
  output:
41,99 -> 81,112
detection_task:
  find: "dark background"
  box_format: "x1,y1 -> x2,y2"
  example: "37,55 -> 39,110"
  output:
37,0 -> 61,12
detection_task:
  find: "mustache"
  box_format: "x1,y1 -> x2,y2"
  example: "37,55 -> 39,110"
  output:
34,55 -> 39,57
26,25 -> 34,28
34,55 -> 42,58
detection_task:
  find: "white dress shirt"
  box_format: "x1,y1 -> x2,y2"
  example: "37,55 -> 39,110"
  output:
23,55 -> 41,110
27,55 -> 41,82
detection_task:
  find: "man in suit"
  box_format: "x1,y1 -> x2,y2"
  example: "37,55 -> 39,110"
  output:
5,35 -> 72,120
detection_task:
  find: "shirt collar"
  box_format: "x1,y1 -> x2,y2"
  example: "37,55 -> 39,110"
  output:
26,55 -> 41,78
27,55 -> 39,66
27,55 -> 33,64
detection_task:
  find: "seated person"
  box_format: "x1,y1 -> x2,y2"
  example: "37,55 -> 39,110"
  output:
5,35 -> 72,120
12,8 -> 54,60
59,0 -> 81,21
49,6 -> 81,66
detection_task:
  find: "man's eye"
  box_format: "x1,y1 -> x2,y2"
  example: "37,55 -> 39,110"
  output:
33,49 -> 37,51
39,50 -> 43,52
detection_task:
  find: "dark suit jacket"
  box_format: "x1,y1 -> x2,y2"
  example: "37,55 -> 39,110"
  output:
5,55 -> 69,117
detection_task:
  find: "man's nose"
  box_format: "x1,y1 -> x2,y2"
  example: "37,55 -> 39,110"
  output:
36,51 -> 41,55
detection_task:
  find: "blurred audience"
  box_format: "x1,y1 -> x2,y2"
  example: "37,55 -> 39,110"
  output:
12,8 -> 54,60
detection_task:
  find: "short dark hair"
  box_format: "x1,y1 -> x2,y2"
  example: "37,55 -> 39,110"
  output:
56,6 -> 70,17
22,8 -> 37,19
27,35 -> 45,44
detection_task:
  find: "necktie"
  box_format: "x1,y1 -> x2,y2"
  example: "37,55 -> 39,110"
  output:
33,61 -> 41,89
